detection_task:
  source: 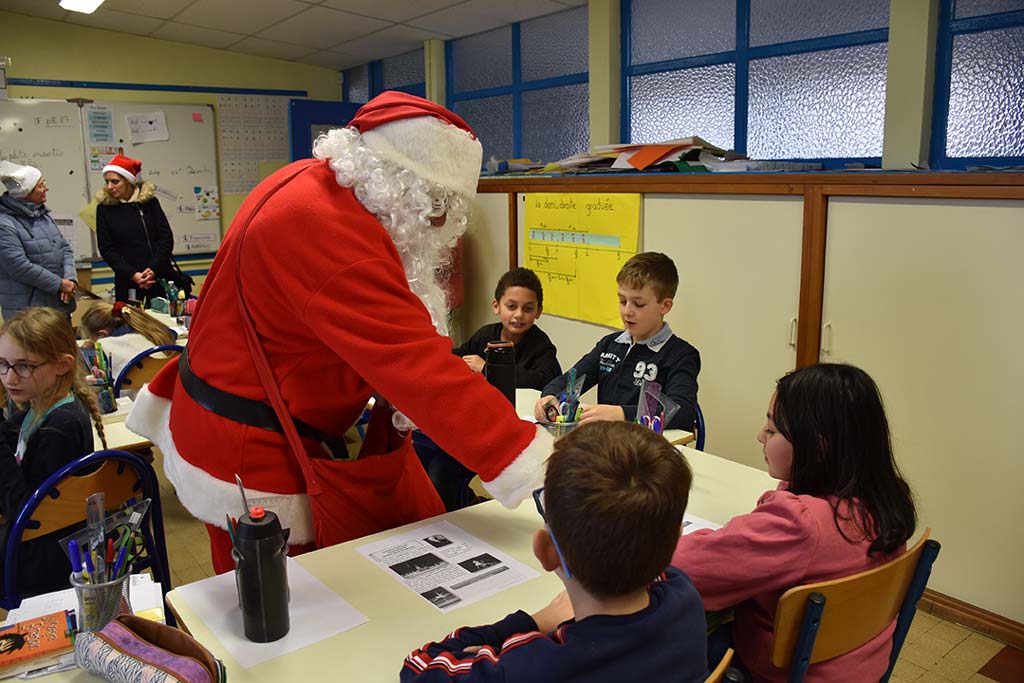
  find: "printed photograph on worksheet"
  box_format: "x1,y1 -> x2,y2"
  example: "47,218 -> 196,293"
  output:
357,521 -> 539,613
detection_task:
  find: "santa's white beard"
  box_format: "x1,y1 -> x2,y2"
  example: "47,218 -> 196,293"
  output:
313,127 -> 469,338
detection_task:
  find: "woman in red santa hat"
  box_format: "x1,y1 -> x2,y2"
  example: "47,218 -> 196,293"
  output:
127,92 -> 554,572
96,154 -> 177,304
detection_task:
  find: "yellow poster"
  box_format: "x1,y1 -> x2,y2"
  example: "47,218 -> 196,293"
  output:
524,193 -> 641,327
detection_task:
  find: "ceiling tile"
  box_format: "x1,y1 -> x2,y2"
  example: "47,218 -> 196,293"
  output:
336,24 -> 446,59
101,0 -> 195,20
257,6 -> 391,49
0,0 -> 68,20
174,0 -> 309,35
150,21 -> 245,50
62,7 -> 165,35
408,0 -> 567,37
298,50 -> 365,70
230,36 -> 315,62
319,0 -> 464,24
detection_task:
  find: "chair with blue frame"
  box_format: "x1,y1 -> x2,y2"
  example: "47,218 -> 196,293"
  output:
670,402 -> 706,451
1,449 -> 176,626
113,344 -> 184,398
770,529 -> 940,683
706,647 -> 744,682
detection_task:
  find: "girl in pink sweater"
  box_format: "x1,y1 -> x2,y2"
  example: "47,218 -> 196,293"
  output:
673,363 -> 917,683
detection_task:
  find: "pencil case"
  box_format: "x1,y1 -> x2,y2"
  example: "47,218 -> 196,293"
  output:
74,614 -> 226,683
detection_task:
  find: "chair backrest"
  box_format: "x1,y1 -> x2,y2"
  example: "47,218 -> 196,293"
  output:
113,344 -> 184,397
706,648 -> 744,683
771,529 -> 939,679
694,402 -> 706,451
1,450 -> 175,626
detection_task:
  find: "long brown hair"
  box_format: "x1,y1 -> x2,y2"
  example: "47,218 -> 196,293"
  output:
1,307 -> 106,449
81,302 -> 173,347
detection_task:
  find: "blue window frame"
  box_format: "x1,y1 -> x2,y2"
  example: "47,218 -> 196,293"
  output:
931,0 -> 1024,169
343,49 -> 426,104
447,6 -> 590,165
622,0 -> 890,169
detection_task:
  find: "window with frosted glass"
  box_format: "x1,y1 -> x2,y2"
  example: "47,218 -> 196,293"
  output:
452,27 -> 512,92
748,44 -> 887,158
630,0 -> 734,64
521,6 -> 588,81
454,96 -> 514,163
630,66 -> 735,148
345,65 -> 369,103
946,25 -> 1024,157
749,0 -> 889,46
955,0 -> 1024,18
521,84 -> 590,162
382,49 -> 424,89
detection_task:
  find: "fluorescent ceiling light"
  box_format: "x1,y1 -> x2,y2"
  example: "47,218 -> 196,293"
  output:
59,0 -> 106,14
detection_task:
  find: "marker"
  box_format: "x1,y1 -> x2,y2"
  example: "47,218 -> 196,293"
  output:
68,540 -> 83,581
82,548 -> 94,583
226,513 -> 237,548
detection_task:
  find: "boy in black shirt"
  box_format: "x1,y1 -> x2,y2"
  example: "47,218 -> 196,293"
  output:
453,267 -> 561,390
536,252 -> 700,431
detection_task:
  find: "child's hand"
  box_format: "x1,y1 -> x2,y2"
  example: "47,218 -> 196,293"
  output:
531,591 -> 574,633
462,354 -> 485,373
578,404 -> 625,425
535,395 -> 558,422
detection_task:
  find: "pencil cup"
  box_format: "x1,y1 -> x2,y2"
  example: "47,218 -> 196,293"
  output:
71,572 -> 132,632
543,421 -> 579,439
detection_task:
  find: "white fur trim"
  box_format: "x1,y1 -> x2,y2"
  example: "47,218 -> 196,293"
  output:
362,116 -> 483,198
101,164 -> 139,184
480,424 -> 554,508
126,386 -> 316,544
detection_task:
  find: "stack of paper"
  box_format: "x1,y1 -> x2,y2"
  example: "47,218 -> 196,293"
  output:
592,137 -> 729,171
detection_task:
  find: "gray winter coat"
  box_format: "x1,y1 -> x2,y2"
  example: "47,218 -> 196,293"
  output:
0,193 -> 76,320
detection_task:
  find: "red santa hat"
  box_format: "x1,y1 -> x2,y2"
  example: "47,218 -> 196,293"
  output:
348,91 -> 483,198
102,154 -> 142,184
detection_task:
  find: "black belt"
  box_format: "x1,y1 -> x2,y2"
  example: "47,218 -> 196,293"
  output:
178,347 -> 329,442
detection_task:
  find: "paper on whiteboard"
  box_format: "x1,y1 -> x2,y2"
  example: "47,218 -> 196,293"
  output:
127,111 -> 169,144
357,520 -> 539,613
85,103 -> 114,144
52,215 -> 74,250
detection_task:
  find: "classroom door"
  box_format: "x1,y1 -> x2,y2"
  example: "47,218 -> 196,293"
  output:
289,100 -> 361,161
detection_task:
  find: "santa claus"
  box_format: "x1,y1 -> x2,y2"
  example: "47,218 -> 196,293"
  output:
127,92 -> 552,573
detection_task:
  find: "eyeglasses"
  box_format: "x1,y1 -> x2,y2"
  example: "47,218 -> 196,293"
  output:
0,359 -> 50,378
533,487 -> 572,579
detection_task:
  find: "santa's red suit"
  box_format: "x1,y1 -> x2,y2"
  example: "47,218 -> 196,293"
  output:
127,93 -> 551,572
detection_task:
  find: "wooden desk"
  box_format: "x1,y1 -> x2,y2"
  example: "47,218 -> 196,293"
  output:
159,449 -> 771,682
96,410 -> 151,452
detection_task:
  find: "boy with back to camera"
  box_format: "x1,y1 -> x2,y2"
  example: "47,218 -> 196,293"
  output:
401,421 -> 708,682
535,252 -> 700,431
453,267 -> 561,390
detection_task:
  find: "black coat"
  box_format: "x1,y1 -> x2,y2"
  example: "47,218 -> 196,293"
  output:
452,322 -> 562,390
0,399 -> 94,598
96,196 -> 175,303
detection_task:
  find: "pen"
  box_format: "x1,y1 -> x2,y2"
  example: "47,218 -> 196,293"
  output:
226,513 -> 237,548
83,548 -> 94,584
106,537 -> 114,566
111,545 -> 128,580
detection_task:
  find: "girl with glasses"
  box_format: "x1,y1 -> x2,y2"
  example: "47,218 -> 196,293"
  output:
0,307 -> 107,598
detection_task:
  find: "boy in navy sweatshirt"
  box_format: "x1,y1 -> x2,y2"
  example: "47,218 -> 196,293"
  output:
536,252 -> 700,431
401,421 -> 708,682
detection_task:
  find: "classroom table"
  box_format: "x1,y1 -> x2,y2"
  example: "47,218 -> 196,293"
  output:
46,449 -> 772,682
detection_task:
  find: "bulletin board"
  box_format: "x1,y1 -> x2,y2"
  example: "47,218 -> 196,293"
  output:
0,99 -> 93,260
83,102 -> 221,254
523,193 -> 641,327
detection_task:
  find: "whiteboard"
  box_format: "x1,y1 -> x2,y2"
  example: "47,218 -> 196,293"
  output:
0,99 -> 94,261
84,102 -> 222,255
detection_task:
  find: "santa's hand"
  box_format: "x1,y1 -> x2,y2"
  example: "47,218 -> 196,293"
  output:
392,410 -> 418,433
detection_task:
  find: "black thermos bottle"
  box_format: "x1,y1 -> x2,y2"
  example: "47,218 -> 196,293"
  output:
233,507 -> 290,642
484,341 -> 516,405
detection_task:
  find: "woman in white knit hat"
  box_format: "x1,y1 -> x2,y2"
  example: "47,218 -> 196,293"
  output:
0,161 -> 77,320
95,154 -> 177,304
